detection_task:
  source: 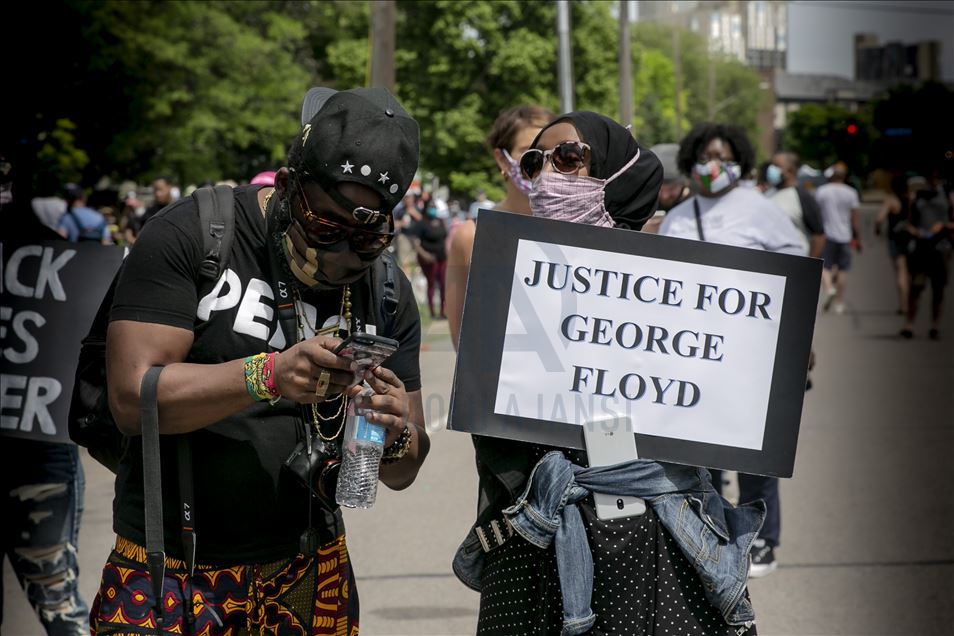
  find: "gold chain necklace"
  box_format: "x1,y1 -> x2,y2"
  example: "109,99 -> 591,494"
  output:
293,285 -> 352,440
261,188 -> 274,215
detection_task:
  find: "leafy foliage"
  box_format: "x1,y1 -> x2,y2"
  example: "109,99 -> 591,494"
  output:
9,1 -> 768,198
783,102 -> 874,174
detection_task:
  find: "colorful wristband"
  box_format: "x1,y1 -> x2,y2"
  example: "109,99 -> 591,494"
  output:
244,353 -> 279,403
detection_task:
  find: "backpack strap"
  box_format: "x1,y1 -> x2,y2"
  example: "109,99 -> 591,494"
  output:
140,366 -> 166,634
374,250 -> 401,326
193,185 -> 235,281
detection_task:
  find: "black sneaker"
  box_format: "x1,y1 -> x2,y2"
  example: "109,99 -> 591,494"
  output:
749,539 -> 777,578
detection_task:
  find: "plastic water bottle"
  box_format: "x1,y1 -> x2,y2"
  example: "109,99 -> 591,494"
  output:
335,401 -> 385,509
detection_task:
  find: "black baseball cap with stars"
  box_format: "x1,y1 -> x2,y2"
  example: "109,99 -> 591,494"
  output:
291,87 -> 420,224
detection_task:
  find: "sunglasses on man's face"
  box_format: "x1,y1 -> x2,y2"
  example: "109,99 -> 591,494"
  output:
296,182 -> 394,256
519,141 -> 591,180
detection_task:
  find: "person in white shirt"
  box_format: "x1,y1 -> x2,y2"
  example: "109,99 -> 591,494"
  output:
766,152 -> 827,258
659,122 -> 805,578
815,163 -> 862,314
658,127 -> 803,257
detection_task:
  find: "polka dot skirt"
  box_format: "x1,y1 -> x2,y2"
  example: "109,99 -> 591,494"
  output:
476,503 -> 757,636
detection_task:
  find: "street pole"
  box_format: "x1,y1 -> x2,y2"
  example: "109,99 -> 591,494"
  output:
557,0 -> 574,114
673,28 -> 682,138
619,1 -> 633,127
369,0 -> 396,91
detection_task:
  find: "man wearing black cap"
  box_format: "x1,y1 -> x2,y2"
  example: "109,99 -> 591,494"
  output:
90,88 -> 428,635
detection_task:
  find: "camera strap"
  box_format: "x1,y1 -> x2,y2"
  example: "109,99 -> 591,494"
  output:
141,367 -> 166,635
265,204 -> 329,554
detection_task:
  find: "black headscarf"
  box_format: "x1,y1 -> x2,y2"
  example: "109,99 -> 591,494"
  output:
532,112 -> 663,230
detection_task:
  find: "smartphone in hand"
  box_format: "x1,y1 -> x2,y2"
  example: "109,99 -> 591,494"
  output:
334,333 -> 399,372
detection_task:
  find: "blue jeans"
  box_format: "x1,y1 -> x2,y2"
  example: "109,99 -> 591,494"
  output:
1,440 -> 89,636
495,452 -> 763,635
710,470 -> 780,547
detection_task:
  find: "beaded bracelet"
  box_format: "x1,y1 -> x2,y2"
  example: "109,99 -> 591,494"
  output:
381,425 -> 413,464
244,353 -> 281,404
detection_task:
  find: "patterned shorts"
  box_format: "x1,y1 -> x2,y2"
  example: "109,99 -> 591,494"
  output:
89,535 -> 358,635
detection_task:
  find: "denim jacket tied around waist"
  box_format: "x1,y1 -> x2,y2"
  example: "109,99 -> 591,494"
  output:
453,451 -> 764,636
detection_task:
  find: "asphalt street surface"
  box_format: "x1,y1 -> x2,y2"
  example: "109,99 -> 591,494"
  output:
5,200 -> 952,635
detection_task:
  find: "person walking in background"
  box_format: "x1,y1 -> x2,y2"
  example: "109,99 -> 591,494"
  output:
659,123 -> 804,579
446,104 -> 554,346
409,202 -> 449,319
900,170 -> 954,340
467,188 -> 495,219
816,162 -> 862,314
874,174 -> 915,315
767,152 -> 827,258
1,150 -> 90,636
30,172 -> 67,232
641,142 -> 689,234
56,184 -> 112,244
125,176 -> 175,239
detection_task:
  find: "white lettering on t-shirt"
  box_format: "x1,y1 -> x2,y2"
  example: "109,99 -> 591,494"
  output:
233,278 -> 274,341
197,269 -> 242,320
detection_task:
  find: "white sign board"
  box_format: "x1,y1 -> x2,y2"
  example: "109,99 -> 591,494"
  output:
494,239 -> 786,451
449,211 -> 821,477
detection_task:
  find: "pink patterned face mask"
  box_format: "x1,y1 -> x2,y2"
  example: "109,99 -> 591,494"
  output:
502,149 -> 533,195
529,148 -> 640,228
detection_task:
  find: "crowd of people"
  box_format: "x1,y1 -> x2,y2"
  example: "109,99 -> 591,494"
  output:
2,81 -> 952,636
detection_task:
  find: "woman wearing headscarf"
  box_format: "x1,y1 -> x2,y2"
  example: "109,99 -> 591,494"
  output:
453,113 -> 760,636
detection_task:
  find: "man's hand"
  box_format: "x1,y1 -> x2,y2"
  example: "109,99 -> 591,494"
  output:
273,336 -> 355,403
350,366 -> 410,445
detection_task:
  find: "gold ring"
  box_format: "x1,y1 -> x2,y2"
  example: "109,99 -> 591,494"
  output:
315,370 -> 331,399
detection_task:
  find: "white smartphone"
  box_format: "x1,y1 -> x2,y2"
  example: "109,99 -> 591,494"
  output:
582,413 -> 646,520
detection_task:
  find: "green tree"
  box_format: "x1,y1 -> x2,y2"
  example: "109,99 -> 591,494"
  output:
35,119 -> 89,186
394,0 -> 559,199
783,102 -> 874,174
89,1 -> 312,184
629,22 -> 765,149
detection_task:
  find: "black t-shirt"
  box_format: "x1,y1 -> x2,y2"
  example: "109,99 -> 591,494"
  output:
409,217 -> 448,261
109,185 -> 421,564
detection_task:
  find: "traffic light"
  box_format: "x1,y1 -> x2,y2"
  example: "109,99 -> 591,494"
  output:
846,123 -> 858,135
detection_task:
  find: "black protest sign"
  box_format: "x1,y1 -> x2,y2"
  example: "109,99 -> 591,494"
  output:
448,210 -> 822,477
1,240 -> 123,443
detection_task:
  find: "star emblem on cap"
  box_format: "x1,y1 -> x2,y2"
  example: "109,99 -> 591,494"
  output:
341,161 -> 354,174
378,172 -> 390,184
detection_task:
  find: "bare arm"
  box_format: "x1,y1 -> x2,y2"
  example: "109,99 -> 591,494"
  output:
851,208 -> 862,249
107,320 -> 354,435
446,220 -> 475,350
808,234 -> 826,259
874,196 -> 898,234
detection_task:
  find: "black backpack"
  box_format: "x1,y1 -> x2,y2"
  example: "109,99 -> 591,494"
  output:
69,186 -> 235,470
68,185 -> 402,471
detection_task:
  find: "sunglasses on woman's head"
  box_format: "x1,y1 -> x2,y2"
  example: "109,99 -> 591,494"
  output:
519,141 -> 591,180
296,181 -> 394,256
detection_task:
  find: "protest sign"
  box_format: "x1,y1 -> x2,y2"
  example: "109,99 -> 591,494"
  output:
1,240 -> 123,443
449,210 -> 821,477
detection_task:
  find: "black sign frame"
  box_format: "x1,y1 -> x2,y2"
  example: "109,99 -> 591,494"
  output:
448,210 -> 822,477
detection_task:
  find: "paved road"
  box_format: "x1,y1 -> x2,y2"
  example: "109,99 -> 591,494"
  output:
5,201 -> 953,635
